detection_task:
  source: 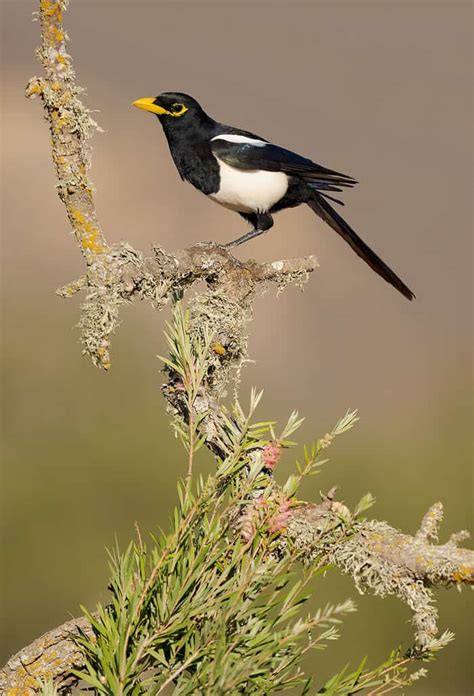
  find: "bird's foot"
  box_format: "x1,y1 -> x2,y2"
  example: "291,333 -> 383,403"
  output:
222,229 -> 263,248
194,240 -> 227,249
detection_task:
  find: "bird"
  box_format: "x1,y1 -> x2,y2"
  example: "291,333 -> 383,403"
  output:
133,92 -> 414,300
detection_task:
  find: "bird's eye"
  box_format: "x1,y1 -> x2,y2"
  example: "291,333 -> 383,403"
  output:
170,103 -> 187,116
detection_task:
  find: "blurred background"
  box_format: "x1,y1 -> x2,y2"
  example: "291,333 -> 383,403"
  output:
1,1 -> 472,693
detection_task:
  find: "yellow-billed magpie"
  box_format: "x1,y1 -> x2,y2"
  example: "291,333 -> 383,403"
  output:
133,92 -> 414,300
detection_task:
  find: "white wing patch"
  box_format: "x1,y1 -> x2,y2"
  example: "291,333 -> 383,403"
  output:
210,135 -> 288,214
211,133 -> 268,147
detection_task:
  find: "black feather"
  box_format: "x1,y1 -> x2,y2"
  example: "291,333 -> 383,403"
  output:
210,138 -> 357,189
319,192 -> 345,206
308,193 -> 415,301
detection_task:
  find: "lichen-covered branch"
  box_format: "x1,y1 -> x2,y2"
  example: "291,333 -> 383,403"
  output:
54,240 -> 318,370
288,501 -> 473,649
26,0 -> 105,260
0,616 -> 93,694
4,0 -> 471,693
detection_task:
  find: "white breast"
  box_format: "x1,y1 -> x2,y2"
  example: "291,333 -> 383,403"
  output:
210,163 -> 288,214
209,134 -> 288,214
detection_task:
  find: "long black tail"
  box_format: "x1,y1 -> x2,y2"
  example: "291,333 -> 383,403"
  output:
307,192 -> 415,301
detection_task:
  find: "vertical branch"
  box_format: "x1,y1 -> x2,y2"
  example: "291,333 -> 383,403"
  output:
26,0 -> 107,261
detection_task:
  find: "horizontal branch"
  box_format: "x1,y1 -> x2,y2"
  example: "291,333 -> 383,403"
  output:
290,500 -> 473,587
288,500 -> 473,648
55,240 -> 318,370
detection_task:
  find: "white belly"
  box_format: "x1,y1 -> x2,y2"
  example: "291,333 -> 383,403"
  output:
209,160 -> 288,214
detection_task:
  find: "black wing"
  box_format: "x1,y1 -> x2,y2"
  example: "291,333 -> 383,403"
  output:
210,137 -> 357,193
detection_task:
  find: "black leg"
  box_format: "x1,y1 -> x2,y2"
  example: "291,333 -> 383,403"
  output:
224,227 -> 266,248
225,214 -> 274,249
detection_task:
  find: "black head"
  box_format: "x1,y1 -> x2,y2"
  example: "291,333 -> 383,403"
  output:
133,92 -> 208,125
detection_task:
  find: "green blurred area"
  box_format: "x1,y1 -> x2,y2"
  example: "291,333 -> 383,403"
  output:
2,297 -> 472,694
1,1 -> 473,694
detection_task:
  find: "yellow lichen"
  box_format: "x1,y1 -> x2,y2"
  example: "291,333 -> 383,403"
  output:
69,208 -> 104,254
97,346 -> 111,370
49,25 -> 65,43
27,82 -> 44,97
6,668 -> 38,691
367,532 -> 384,542
40,0 -> 63,22
452,566 -> 474,584
211,341 -> 226,356
50,108 -> 68,131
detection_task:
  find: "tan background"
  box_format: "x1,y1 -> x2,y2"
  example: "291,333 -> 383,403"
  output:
1,1 -> 472,693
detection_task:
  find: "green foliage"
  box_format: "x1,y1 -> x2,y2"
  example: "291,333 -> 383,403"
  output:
74,304 -> 445,694
38,680 -> 59,696
317,633 -> 454,696
75,400 -> 354,694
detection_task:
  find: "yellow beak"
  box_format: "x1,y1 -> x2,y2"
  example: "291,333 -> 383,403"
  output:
132,97 -> 169,115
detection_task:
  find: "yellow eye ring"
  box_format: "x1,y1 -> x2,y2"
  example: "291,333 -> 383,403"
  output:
170,103 -> 188,117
